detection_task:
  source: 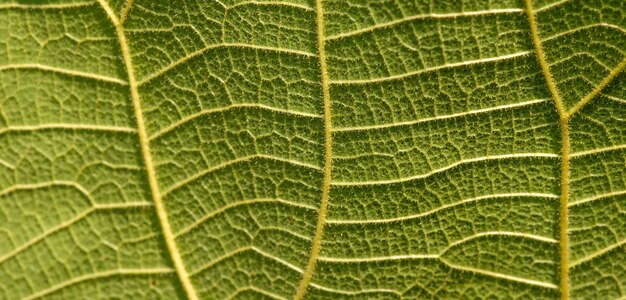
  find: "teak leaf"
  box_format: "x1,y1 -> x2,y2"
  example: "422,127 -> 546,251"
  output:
1,0 -> 625,299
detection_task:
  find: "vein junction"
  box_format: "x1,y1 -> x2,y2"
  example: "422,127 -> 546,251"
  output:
524,0 -> 626,299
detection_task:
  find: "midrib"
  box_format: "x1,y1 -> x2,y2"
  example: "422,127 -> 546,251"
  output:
96,1 -> 199,299
523,0 -> 571,299
294,0 -> 333,298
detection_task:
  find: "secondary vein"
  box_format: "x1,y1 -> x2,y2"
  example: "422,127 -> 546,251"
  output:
524,1 -> 570,299
95,1 -> 199,299
294,0 -> 333,298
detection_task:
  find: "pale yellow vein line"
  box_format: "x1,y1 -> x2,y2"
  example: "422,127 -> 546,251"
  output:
524,0 -> 570,298
24,268 -> 174,300
228,287 -> 287,300
523,1 -> 565,114
189,246 -> 303,277
535,0 -> 570,12
570,237 -> 626,267
570,144 -> 626,158
294,0 -> 332,298
317,231 -> 557,264
119,0 -> 134,25
162,154 -> 322,196
439,258 -> 559,289
317,253 -> 557,289
541,23 -> 626,43
96,0 -> 118,23
0,63 -> 127,85
96,1 -> 199,299
0,159 -> 14,169
329,51 -> 531,85
189,247 -> 251,276
0,2 -> 94,9
326,193 -> 559,224
325,8 -> 524,41
0,202 -> 152,265
442,231 -> 559,251
307,283 -> 402,297
333,99 -> 550,132
228,0 -> 314,11
317,254 -> 439,263
567,57 -> 626,117
254,247 -> 304,273
332,153 -> 558,186
149,103 -> 322,141
569,190 -> 626,207
0,180 -> 93,201
138,43 -> 316,85
175,198 -> 317,238
0,124 -> 136,135
604,94 -> 626,104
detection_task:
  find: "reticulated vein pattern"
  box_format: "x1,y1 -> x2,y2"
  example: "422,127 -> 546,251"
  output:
0,0 -> 625,299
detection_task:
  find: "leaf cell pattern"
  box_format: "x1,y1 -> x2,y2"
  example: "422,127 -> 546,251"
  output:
0,0 -> 625,299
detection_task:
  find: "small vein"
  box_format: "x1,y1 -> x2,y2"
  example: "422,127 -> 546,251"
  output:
317,254 -> 439,263
326,193 -> 559,224
308,283 -> 402,297
325,8 -> 524,41
190,247 -> 251,276
228,0 -> 314,11
540,23 -> 626,43
440,258 -> 559,289
329,51 -> 532,85
442,231 -> 559,250
119,0 -> 134,25
317,231 -> 556,264
535,0 -> 571,12
23,268 -> 174,300
0,2 -> 94,9
227,287 -> 287,300
571,237 -> 626,267
567,57 -> 626,117
0,181 -> 94,202
162,154 -> 322,196
190,247 -> 303,277
569,190 -> 626,207
175,198 -> 316,238
333,98 -> 550,132
149,104 -> 322,141
331,153 -> 559,186
570,144 -> 626,158
0,63 -> 127,85
604,94 -> 626,104
138,43 -> 317,85
0,124 -> 137,136
0,202 -> 152,265
0,159 -> 14,169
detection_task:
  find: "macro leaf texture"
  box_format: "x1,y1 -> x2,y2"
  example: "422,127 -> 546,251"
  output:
1,0 -> 625,299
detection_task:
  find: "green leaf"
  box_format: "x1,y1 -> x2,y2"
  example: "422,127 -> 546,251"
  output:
1,0 -> 625,299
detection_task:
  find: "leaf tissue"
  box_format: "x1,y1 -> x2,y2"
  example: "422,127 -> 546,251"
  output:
1,0 -> 625,299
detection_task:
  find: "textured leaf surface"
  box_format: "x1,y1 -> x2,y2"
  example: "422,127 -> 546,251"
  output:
1,0 -> 625,299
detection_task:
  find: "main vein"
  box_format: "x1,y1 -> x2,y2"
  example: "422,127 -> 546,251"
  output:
96,1 -> 198,299
524,0 -> 570,299
294,0 -> 332,298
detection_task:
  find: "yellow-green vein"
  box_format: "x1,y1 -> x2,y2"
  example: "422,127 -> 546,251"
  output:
95,1 -> 198,299
524,0 -> 570,299
294,0 -> 332,298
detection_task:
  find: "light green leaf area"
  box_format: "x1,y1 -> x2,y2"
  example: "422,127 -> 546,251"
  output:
1,0 -> 625,299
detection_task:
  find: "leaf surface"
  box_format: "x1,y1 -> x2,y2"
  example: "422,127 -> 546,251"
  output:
1,0 -> 625,299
